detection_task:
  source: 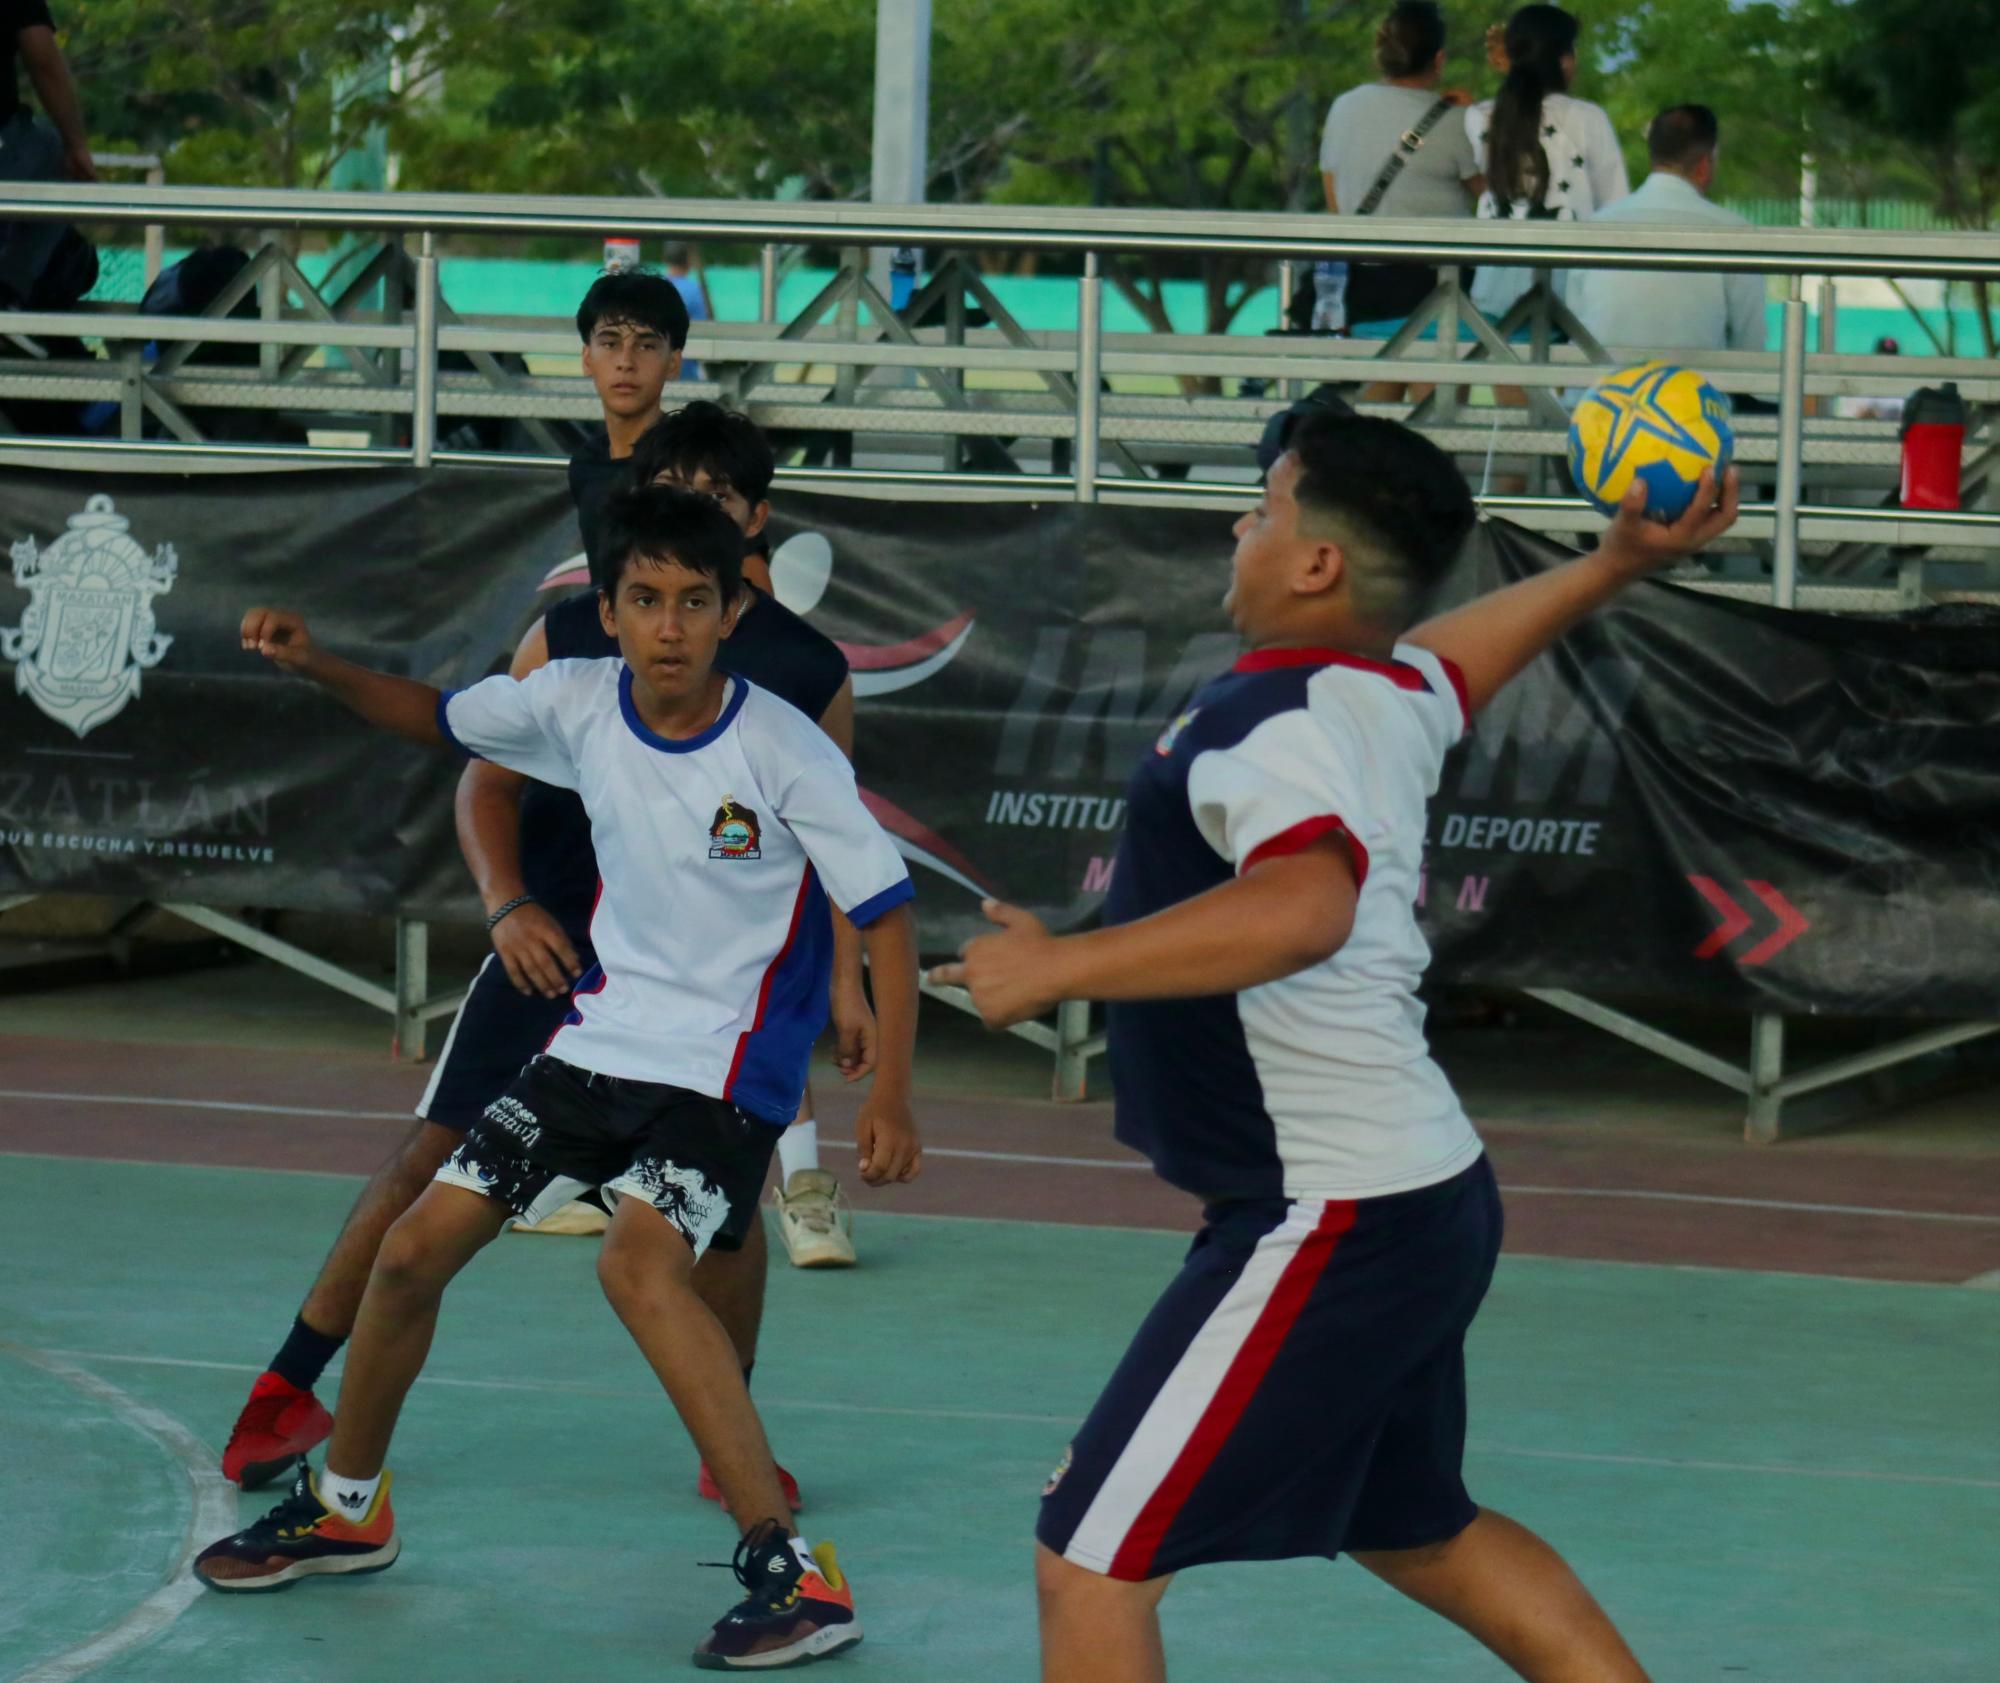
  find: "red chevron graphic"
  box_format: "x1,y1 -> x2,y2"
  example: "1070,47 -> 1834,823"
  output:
1690,876 -> 1752,958
1739,880 -> 1811,966
1689,876 -> 1810,966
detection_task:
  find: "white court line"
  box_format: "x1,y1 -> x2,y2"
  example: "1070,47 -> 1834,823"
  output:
35,1346 -> 2000,1495
0,1344 -> 235,1683
4,1086 -> 1999,1227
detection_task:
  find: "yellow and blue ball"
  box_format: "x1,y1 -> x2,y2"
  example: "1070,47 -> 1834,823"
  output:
1568,361 -> 1734,521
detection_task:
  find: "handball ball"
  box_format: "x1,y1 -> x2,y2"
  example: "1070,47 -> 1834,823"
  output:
1568,361 -> 1734,521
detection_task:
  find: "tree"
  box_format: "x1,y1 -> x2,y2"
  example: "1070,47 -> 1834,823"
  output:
60,1 -> 514,190
1585,0 -> 1816,201
1819,0 -> 2000,353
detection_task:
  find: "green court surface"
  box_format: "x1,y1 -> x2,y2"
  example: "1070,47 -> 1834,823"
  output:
2,1152 -> 1995,1683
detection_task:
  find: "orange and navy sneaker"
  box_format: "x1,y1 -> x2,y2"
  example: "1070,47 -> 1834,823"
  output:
698,1459 -> 803,1513
221,1371 -> 333,1489
693,1520 -> 861,1670
194,1463 -> 399,1593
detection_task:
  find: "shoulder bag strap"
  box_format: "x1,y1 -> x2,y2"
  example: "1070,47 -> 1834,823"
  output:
1353,96 -> 1455,218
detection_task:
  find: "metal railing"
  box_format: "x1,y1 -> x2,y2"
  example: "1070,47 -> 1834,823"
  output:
0,183 -> 1992,1128
0,183 -> 1990,607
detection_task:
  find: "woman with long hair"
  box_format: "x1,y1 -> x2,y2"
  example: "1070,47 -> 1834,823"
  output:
1466,5 -> 1628,322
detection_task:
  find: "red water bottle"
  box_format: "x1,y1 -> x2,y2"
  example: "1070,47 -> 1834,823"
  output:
1899,382 -> 1965,511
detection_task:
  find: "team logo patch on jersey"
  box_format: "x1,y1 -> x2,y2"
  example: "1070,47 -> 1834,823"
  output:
707,796 -> 762,860
1154,709 -> 1199,757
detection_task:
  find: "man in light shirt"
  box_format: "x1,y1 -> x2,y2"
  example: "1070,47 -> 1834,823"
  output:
1569,105 -> 1767,357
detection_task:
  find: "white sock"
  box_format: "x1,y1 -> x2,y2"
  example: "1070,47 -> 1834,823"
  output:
777,1120 -> 820,1186
317,1468 -> 382,1520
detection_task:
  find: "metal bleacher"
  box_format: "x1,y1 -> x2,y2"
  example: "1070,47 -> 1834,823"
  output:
0,184 -> 1993,1135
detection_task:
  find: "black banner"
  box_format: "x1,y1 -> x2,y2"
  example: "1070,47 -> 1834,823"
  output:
0,464 -> 573,918
5,467 -> 1996,1016
773,492 -> 2000,1018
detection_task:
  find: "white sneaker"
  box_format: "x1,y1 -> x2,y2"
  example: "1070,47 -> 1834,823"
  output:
509,1198 -> 610,1236
771,1170 -> 857,1268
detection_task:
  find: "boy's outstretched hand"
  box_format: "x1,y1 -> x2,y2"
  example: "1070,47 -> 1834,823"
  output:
928,899 -> 1061,1031
1594,467 -> 1741,581
240,606 -> 316,674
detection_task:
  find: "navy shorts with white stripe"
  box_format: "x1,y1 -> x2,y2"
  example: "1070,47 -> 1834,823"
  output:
1037,1156 -> 1503,1581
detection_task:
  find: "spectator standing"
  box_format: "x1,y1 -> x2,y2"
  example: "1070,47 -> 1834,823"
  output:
663,242 -> 710,381
0,0 -> 95,307
1316,1 -> 1484,397
1465,5 -> 1627,323
1568,106 -> 1767,357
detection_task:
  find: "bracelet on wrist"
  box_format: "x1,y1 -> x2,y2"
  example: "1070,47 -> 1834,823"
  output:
485,893 -> 535,933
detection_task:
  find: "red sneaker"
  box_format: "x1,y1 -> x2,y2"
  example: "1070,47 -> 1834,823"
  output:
698,1460 -> 802,1513
222,1371 -> 334,1490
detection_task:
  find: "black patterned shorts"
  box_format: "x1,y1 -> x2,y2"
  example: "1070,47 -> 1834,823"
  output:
434,1055 -> 779,1257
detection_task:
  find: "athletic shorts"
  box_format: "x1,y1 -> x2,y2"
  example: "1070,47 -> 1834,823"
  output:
415,949 -> 593,1134
434,1054 -> 779,1258
1036,1155 -> 1502,1580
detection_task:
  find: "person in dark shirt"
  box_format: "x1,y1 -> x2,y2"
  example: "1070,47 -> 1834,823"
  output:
0,0 -> 94,307
567,269 -> 691,563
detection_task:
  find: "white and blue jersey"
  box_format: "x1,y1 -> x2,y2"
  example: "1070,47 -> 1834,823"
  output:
439,662 -> 912,1125
1105,643 -> 1482,1202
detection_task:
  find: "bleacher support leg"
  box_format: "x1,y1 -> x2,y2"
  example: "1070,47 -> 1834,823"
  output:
1054,998 -> 1094,1101
1746,1012 -> 1787,1143
394,918 -> 429,1063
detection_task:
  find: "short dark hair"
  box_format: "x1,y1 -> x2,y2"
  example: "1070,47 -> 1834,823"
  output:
628,401 -> 777,507
591,483 -> 745,602
575,271 -> 691,350
1648,104 -> 1720,171
1375,2 -> 1447,79
1285,412 -> 1475,630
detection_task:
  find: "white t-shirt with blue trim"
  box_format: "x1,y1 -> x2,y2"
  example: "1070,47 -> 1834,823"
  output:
439,660 -> 914,1123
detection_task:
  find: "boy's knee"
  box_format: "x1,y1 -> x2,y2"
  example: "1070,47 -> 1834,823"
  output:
597,1234 -> 681,1312
371,1213 -> 452,1302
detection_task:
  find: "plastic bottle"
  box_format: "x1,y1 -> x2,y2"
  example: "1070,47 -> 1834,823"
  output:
1311,260 -> 1349,334
602,237 -> 641,274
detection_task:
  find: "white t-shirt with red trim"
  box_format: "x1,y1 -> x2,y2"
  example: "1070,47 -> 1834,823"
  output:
1103,642 -> 1482,1202
438,661 -> 913,1123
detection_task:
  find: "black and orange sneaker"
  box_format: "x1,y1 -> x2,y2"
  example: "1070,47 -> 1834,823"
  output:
698,1459 -> 803,1513
222,1370 -> 333,1489
693,1520 -> 862,1670
194,1463 -> 399,1593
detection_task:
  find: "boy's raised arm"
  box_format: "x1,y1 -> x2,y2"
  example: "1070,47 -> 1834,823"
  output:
1405,468 -> 1740,719
241,606 -> 446,746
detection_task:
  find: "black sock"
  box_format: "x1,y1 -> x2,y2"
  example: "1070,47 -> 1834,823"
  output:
269,1315 -> 345,1393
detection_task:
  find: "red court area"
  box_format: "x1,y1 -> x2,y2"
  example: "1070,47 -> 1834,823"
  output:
4,1025 -> 1996,1287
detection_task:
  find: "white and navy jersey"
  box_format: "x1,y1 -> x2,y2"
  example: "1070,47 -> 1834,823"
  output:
438,662 -> 913,1123
1104,645 -> 1482,1203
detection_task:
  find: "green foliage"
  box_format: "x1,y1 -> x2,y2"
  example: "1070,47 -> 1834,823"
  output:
1585,0 -> 1813,200
61,0 -> 504,188
52,0 -> 1985,317
1819,0 -> 2000,229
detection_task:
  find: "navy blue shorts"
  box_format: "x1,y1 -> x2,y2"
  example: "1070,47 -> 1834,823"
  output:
1036,1155 -> 1502,1580
415,946 -> 593,1134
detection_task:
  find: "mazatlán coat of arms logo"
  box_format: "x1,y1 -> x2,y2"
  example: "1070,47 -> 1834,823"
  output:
707,796 -> 763,861
2,494 -> 177,738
